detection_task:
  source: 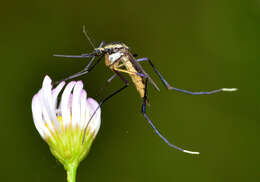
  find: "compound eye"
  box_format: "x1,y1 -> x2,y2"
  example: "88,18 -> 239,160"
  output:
96,49 -> 103,55
105,48 -> 113,54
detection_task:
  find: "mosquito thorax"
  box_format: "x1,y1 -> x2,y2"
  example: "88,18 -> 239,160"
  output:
97,42 -> 129,66
104,42 -> 128,50
96,42 -> 129,54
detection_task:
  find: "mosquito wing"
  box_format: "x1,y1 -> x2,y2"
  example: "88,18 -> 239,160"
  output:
128,53 -> 160,91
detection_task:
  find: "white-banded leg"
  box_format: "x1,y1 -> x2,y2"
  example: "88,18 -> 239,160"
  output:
141,78 -> 199,154
137,57 -> 237,95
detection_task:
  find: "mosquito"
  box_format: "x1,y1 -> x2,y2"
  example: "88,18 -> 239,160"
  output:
54,27 -> 237,155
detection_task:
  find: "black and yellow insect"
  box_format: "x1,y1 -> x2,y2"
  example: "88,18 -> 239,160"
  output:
54,30 -> 237,155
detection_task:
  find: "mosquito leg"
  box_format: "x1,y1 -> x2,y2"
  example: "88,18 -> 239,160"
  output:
55,70 -> 91,84
55,54 -> 104,84
94,70 -> 149,98
82,71 -> 129,143
107,73 -> 117,83
133,53 -> 138,58
54,40 -> 105,67
83,41 -> 106,70
137,57 -> 237,95
113,68 -> 147,77
94,73 -> 118,98
53,53 -> 95,58
141,78 -> 199,154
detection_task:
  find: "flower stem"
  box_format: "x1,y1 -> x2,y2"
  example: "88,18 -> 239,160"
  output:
66,162 -> 78,182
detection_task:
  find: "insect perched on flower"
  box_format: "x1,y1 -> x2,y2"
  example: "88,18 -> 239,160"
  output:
54,27 -> 237,155
31,75 -> 101,182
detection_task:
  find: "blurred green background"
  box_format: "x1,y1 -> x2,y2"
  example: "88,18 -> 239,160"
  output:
1,0 -> 259,181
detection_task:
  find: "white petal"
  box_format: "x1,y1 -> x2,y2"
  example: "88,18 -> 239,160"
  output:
42,75 -> 53,110
72,81 -> 83,127
61,81 -> 76,127
41,76 -> 60,130
80,90 -> 87,129
38,89 -> 56,132
83,99 -> 91,129
32,94 -> 51,138
87,98 -> 101,135
52,81 -> 65,109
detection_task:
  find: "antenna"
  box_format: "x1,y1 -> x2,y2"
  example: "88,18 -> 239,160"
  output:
82,25 -> 95,49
